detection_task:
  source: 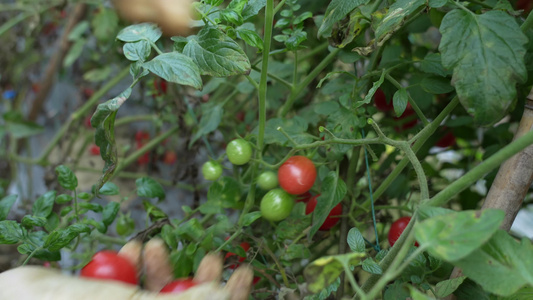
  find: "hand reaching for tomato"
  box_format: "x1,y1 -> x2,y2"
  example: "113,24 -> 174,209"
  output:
0,238 -> 253,300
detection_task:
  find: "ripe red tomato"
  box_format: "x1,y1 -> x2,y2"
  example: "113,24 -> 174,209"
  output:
236,111 -> 245,122
394,104 -> 417,132
225,241 -> 250,269
388,217 -> 419,247
135,130 -> 150,143
374,89 -> 394,112
80,250 -> 138,285
89,144 -> 100,156
160,278 -> 197,294
517,0 -> 533,14
278,156 -> 316,195
305,195 -> 343,230
260,188 -> 294,221
435,131 -> 456,148
163,150 -> 177,165
153,78 -> 168,96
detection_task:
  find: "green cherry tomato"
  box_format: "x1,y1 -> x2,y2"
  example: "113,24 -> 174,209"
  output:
260,188 -> 294,222
226,139 -> 252,165
202,161 -> 223,181
116,213 -> 135,236
257,171 -> 278,190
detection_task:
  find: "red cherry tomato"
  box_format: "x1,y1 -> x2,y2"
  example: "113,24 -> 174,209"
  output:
224,241 -> 250,269
517,0 -> 533,14
305,195 -> 343,230
394,104 -> 417,132
236,111 -> 245,122
296,191 -> 313,203
278,156 -> 317,195
84,115 -> 93,129
163,151 -> 177,165
89,144 -> 100,156
160,278 -> 197,294
80,250 -> 138,285
135,130 -> 150,143
153,78 -> 168,96
435,131 -> 456,148
388,217 -> 419,247
374,89 -> 394,112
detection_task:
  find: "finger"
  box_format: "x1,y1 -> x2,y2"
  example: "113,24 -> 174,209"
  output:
193,253 -> 223,284
143,238 -> 174,292
118,238 -> 144,276
224,264 -> 254,300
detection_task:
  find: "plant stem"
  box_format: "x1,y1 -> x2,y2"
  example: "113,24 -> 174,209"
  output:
426,128 -> 533,207
521,9 -> 533,32
250,66 -> 292,89
279,48 -> 341,117
385,73 -> 429,125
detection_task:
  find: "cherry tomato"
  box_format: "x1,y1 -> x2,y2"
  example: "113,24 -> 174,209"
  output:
116,213 -> 135,236
89,144 -> 100,156
202,161 -> 223,181
163,150 -> 177,165
394,104 -> 417,132
135,131 -> 150,143
153,78 -> 168,96
226,139 -> 252,165
278,156 -> 316,195
84,115 -> 93,129
435,131 -> 456,148
517,0 -> 533,14
160,278 -> 197,294
260,188 -> 294,222
374,89 -> 394,112
236,111 -> 245,122
257,171 -> 278,190
296,191 -> 313,203
225,241 -> 250,269
80,250 -> 138,285
305,195 -> 343,230
388,217 -> 419,247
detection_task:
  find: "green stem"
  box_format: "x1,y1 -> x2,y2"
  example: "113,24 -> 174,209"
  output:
293,50 -> 298,87
245,75 -> 260,90
279,48 -> 341,117
298,42 -> 329,62
114,114 -> 155,126
148,40 -> 163,55
273,0 -> 288,14
426,128 -> 533,207
249,67 -> 292,89
521,9 -> 533,32
343,264 -> 367,299
385,73 -> 429,125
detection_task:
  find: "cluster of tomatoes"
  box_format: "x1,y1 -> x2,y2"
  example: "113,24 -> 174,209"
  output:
80,250 -> 198,294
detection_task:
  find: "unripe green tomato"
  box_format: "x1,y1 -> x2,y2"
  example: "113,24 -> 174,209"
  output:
116,213 -> 135,236
260,188 -> 294,222
202,161 -> 223,181
226,139 -> 252,165
257,171 -> 278,190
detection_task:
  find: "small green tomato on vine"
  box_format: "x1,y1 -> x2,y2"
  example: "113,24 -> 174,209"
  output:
226,139 -> 252,165
260,188 -> 294,222
257,171 -> 278,190
201,161 -> 223,181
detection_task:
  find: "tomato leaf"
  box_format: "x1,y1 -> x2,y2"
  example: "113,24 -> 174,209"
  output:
142,200 -> 168,221
116,23 -> 162,43
176,219 -> 205,242
435,276 -> 467,298
98,182 -> 119,196
256,116 -> 313,146
304,252 -> 365,293
55,165 -> 78,191
414,209 -> 504,261
102,202 -> 120,227
374,0 -> 426,42
21,215 -> 47,228
183,26 -> 251,77
123,40 -> 151,62
308,171 -> 347,239
275,215 -> 311,240
347,227 -> 365,253
44,224 -> 91,251
0,220 -> 25,244
242,0 -> 266,20
236,27 -> 263,50
91,8 -> 119,42
206,176 -> 242,210
136,177 -> 165,201
242,211 -> 262,226
393,88 -> 408,117
418,53 -> 451,77
361,258 -> 382,274
190,102 -> 224,147
453,230 -> 533,296
317,0 -> 371,38
0,195 -> 17,221
283,244 -> 311,261
439,9 -> 527,126
143,52 -> 202,89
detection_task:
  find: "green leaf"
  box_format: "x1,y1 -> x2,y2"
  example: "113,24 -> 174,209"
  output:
32,191 -> 56,218
45,213 -> 60,232
414,209 -> 504,261
142,200 -> 168,221
83,66 -> 112,82
439,9 -> 527,126
2,112 -> 44,139
170,250 -> 193,278
275,214 -> 312,240
318,0 -> 371,38
409,286 -> 436,300
55,194 -> 73,204
347,227 -> 365,253
236,28 -> 263,50
22,215 -> 47,228
309,172 -> 347,239
143,52 -> 202,89
419,53 -> 451,77
123,40 -> 151,62
375,0 -> 425,41
44,224 -> 91,251
91,89 -> 131,192
161,225 -> 177,250
429,0 -> 449,8
0,195 -> 17,221
0,220 -> 25,244
91,8 -> 119,42
393,88 -> 408,117
116,23 -> 162,43
304,252 -> 366,293
176,219 -> 205,242
358,70 -> 386,108
453,230 -> 533,296
67,21 -> 89,41
435,276 -> 467,298
136,177 -> 165,200
420,76 -> 454,94
303,278 -> 341,300
78,202 -> 103,212
102,202 -> 120,227
242,211 -> 262,226
55,165 -> 78,191
256,116 -> 313,146
183,26 -> 251,77
362,258 -> 382,274
63,39 -> 85,68
34,249 -> 61,261
190,102 -> 224,147
99,182 -> 119,196
417,205 -> 455,220
283,244 -> 311,261
206,176 -> 242,209
242,0 -> 266,20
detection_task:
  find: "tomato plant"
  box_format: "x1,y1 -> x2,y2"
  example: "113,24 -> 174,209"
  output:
305,195 -> 342,231
80,251 -> 138,285
388,217 -> 418,247
201,161 -> 223,181
278,156 -> 317,195
260,188 -> 294,222
159,278 -> 197,294
226,139 -> 252,165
